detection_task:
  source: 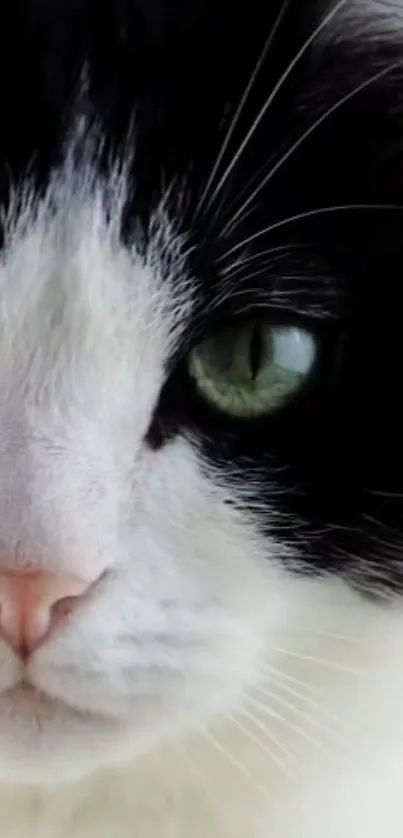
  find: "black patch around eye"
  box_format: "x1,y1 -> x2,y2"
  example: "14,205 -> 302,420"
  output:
145,313 -> 341,458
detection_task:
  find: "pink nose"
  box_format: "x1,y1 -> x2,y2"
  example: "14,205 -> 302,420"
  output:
0,570 -> 90,659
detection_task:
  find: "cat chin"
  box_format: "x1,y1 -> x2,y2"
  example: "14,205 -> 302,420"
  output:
0,684 -> 168,784
0,679 -> 239,785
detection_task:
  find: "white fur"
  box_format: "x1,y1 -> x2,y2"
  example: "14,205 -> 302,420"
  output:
0,155 -> 403,836
2,581 -> 403,837
348,0 -> 403,30
319,0 -> 403,43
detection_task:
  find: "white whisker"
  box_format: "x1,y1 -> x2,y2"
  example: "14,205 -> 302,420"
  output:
277,628 -> 363,644
253,683 -> 348,744
196,0 -> 291,218
222,254 -> 291,281
218,299 -> 329,319
221,242 -> 312,278
221,273 -> 330,296
204,0 -> 350,213
258,664 -> 324,697
364,489 -> 403,500
228,712 -> 292,773
361,512 -> 402,538
216,203 -> 259,240
237,705 -> 297,769
220,261 -> 288,285
220,272 -> 331,290
217,204 -> 403,263
276,647 -> 368,675
222,57 -> 403,236
244,694 -> 324,749
260,669 -> 342,723
200,728 -> 271,798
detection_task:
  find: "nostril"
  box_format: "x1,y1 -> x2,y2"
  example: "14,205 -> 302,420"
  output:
47,594 -> 85,640
0,571 -> 93,659
51,595 -> 83,621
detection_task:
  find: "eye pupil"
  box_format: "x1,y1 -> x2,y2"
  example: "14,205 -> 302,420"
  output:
249,326 -> 263,381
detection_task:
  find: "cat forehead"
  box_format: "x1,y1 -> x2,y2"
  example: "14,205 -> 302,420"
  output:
0,159 -> 194,413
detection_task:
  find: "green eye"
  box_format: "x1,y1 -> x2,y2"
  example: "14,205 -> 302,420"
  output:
188,323 -> 316,418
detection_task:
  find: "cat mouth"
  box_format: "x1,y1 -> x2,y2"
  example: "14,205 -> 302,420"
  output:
0,680 -> 94,719
1,679 -> 124,725
3,681 -> 67,707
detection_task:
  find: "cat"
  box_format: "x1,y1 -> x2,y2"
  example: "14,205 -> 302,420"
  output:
0,0 -> 403,835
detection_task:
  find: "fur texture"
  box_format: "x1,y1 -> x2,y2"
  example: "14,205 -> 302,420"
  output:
0,0 -> 403,835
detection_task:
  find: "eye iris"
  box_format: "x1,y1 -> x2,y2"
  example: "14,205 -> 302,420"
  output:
187,323 -> 316,418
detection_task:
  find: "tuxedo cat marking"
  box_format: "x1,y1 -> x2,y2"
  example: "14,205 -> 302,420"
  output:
0,0 -> 403,835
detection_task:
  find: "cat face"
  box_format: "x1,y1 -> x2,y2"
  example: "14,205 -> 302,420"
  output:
0,0 -> 402,783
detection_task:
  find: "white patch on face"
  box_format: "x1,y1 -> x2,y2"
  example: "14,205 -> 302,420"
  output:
0,145 -> 296,784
